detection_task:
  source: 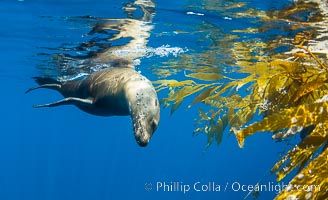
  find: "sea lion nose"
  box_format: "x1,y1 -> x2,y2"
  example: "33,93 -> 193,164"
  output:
137,137 -> 149,147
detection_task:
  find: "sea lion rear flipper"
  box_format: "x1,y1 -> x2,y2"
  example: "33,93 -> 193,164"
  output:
33,97 -> 93,108
25,84 -> 61,94
25,77 -> 62,93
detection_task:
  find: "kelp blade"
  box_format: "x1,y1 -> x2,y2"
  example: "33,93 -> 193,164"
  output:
233,101 -> 328,148
274,147 -> 328,200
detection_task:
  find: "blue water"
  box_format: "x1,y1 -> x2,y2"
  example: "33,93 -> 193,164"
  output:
1,0 -> 298,199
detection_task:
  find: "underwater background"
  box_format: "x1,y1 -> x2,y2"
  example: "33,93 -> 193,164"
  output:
1,0 -> 327,199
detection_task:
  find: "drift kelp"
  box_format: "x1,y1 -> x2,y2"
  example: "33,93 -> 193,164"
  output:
152,1 -> 328,199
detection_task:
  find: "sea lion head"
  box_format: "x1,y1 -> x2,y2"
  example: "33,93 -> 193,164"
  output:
125,76 -> 160,147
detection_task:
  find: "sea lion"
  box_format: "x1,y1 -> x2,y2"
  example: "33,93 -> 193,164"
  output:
26,67 -> 160,147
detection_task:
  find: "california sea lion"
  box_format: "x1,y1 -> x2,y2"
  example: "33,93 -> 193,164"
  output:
26,67 -> 160,147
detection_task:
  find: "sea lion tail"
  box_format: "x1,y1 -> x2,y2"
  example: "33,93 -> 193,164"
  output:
25,77 -> 62,93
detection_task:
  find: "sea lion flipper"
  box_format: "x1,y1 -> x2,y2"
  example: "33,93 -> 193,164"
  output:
25,84 -> 61,94
33,97 -> 93,108
25,77 -> 62,94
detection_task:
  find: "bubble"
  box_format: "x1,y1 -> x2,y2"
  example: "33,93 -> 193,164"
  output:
186,11 -> 205,16
283,166 -> 289,172
297,173 -> 304,180
286,185 -> 293,192
291,117 -> 298,124
286,195 -> 297,200
148,45 -> 188,57
305,192 -> 312,200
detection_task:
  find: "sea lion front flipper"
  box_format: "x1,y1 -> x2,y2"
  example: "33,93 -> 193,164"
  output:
33,97 -> 93,108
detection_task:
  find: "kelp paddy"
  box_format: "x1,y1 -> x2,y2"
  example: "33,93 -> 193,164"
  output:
152,1 -> 328,199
